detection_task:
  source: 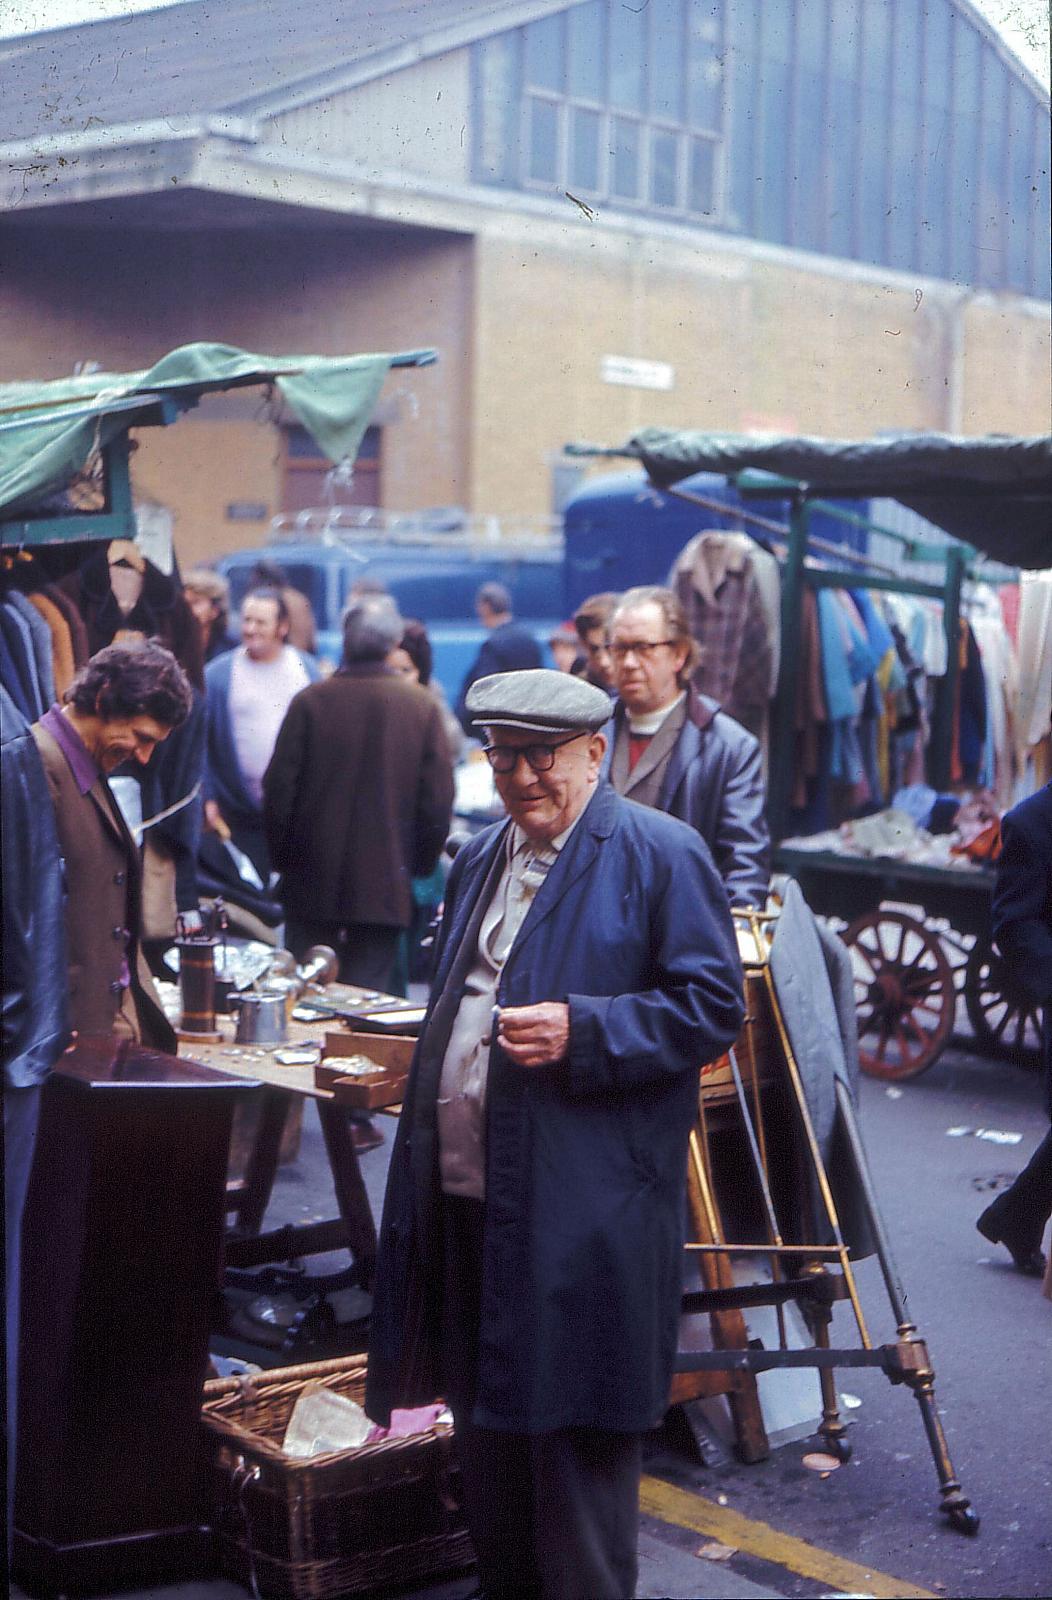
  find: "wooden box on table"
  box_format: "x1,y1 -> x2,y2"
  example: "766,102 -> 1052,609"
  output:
315,1029 -> 416,1109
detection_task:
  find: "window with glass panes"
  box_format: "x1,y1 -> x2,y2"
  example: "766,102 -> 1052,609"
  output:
475,0 -> 725,218
472,0 -> 1048,301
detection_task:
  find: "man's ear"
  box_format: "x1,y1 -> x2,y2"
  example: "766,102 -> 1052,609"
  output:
588,731 -> 607,771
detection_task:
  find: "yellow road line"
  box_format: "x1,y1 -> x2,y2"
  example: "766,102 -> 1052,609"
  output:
640,1475 -> 936,1599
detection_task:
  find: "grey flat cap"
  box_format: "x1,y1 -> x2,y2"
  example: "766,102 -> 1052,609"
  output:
466,669 -> 611,733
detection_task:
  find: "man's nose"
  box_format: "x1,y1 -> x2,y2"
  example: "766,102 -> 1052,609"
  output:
134,745 -> 152,766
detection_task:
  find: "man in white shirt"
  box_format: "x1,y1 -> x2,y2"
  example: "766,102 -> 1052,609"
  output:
203,587 -> 319,883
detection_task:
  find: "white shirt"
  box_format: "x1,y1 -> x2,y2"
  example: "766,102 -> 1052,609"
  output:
229,646 -> 310,806
626,690 -> 686,737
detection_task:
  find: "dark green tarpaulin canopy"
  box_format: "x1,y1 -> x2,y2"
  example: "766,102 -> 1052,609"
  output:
0,342 -> 436,525
566,430 -> 1052,570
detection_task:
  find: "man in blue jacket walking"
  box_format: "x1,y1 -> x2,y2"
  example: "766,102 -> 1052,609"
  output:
368,668 -> 744,1599
455,582 -> 542,735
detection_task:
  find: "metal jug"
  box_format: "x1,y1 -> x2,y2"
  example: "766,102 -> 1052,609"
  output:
230,990 -> 289,1046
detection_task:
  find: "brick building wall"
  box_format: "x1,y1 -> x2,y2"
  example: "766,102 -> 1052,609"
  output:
1,201 -> 1048,564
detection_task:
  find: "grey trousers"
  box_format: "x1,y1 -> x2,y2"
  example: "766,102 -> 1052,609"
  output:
441,1195 -> 642,1600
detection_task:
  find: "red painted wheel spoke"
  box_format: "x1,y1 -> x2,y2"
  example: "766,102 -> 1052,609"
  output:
895,920 -> 908,964
902,1010 -> 931,1047
854,939 -> 880,975
893,1022 -> 919,1064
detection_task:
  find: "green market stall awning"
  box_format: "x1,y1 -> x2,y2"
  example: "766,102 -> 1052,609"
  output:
565,430 -> 1052,570
0,341 -> 437,538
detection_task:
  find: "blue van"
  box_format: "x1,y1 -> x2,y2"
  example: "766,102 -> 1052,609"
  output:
217,534 -> 566,705
563,468 -> 868,609
216,476 -> 868,703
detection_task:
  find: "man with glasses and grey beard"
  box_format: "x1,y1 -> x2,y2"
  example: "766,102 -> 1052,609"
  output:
605,584 -> 770,909
367,668 -> 744,1600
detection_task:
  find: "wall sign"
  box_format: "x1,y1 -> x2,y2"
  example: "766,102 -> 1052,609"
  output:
600,356 -> 675,392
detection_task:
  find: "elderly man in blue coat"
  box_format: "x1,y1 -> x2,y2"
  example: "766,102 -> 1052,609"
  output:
367,668 -> 744,1599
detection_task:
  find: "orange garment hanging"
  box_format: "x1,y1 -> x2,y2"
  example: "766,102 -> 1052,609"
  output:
26,590 -> 75,699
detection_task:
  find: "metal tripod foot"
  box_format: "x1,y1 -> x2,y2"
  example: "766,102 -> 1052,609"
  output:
886,1333 -> 979,1536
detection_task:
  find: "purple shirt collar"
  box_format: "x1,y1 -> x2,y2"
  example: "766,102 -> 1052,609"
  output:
40,704 -> 100,796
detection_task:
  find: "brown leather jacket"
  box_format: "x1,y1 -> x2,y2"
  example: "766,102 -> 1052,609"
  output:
31,722 -> 175,1051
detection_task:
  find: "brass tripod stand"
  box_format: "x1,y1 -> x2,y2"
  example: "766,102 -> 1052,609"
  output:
677,909 -> 978,1535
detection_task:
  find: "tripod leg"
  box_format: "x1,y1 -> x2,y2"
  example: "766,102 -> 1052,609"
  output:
892,1343 -> 980,1535
804,1279 -> 851,1463
830,1082 -> 979,1531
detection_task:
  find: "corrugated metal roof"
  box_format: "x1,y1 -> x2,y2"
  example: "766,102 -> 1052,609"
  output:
0,0 -> 535,146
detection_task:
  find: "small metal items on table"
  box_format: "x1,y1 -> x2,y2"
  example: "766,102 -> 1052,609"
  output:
677,909 -> 978,1535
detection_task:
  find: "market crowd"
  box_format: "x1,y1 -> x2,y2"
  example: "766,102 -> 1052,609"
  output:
3,546 -> 1049,1599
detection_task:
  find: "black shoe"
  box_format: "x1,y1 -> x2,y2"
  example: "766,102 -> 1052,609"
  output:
977,1194 -> 1046,1276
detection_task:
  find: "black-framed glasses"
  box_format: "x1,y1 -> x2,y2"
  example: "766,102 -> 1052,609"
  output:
608,638 -> 678,661
483,732 -> 587,774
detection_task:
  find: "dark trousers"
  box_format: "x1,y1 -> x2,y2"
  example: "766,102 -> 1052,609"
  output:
441,1196 -> 642,1600
1004,1124 -> 1052,1226
4,1083 -> 42,1554
229,817 -> 271,888
285,917 -> 402,993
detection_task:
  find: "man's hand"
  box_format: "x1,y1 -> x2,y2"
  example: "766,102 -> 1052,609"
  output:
497,1002 -> 570,1068
203,799 -> 228,837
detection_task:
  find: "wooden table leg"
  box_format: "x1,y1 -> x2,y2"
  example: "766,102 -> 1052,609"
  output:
672,1126 -> 770,1464
317,1101 -> 379,1291
228,1086 -> 290,1236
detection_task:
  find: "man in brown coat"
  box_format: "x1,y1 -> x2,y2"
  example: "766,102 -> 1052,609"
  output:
31,641 -> 193,1050
263,597 -> 455,992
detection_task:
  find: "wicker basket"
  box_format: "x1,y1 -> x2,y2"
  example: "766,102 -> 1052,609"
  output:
201,1356 -> 474,1599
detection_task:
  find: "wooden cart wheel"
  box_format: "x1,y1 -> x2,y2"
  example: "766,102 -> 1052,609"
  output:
963,938 -> 1042,1063
842,909 -> 955,1080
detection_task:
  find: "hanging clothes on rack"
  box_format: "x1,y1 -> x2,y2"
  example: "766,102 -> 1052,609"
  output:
787,587 -> 829,832
1015,572 -> 1052,789
668,530 -> 776,742
816,587 -> 878,809
881,602 -> 928,795
58,541 -> 204,691
952,619 -> 988,787
5,589 -> 54,711
50,541 -> 208,944
0,548 -> 90,709
24,589 -> 76,699
968,587 -> 1018,808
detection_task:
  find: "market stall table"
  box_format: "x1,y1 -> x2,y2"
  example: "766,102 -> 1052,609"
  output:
180,1013 -> 373,1285
178,984 -> 422,1288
